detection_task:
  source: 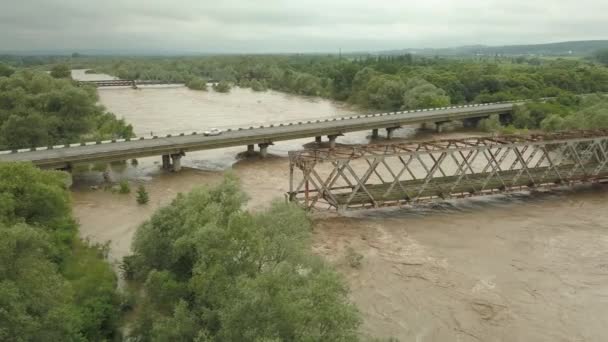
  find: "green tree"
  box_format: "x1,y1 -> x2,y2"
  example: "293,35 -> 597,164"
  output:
0,63 -> 14,77
401,78 -> 451,110
0,163 -> 121,341
50,64 -> 71,79
0,224 -> 82,342
594,49 -> 608,66
127,174 -> 361,341
0,70 -> 133,150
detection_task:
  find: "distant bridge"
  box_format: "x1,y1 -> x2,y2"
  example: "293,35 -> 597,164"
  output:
288,130 -> 608,210
78,80 -> 186,88
0,102 -> 516,171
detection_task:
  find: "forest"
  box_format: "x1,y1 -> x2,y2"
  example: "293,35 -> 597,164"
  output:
42,52 -> 608,133
0,163 -> 121,341
0,64 -> 133,150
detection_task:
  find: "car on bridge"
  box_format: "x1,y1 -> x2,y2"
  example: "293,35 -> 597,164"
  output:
204,128 -> 223,136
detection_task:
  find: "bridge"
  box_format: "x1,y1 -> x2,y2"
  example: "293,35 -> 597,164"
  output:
288,130 -> 608,210
0,102 -> 515,171
78,80 -> 185,88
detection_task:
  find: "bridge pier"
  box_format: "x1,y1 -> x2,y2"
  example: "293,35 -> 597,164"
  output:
259,143 -> 271,158
171,154 -> 182,172
247,144 -> 255,155
371,129 -> 379,139
161,155 -> 171,169
315,136 -> 322,144
386,127 -> 399,140
328,135 -> 340,149
435,122 -> 444,133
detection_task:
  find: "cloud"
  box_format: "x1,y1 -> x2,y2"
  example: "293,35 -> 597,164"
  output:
0,0 -> 606,53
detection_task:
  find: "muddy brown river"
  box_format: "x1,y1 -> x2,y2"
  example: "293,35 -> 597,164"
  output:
71,70 -> 608,342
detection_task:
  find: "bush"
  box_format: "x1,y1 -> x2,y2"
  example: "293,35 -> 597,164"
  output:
118,180 -> 131,194
186,77 -> 207,91
50,64 -> 71,78
479,114 -> 502,132
136,185 -> 149,204
212,81 -> 231,93
250,79 -> 267,92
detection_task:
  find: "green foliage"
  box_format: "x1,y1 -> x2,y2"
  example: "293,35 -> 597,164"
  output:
212,81 -> 231,93
127,174 -> 361,341
250,79 -> 267,92
0,162 -> 75,253
136,185 -> 150,204
0,70 -> 133,150
0,163 -> 121,341
401,78 -> 451,109
0,63 -> 14,77
78,54 -> 608,116
594,49 -> 608,66
479,114 -> 502,132
186,77 -> 208,91
118,180 -> 131,194
0,223 -> 82,342
50,64 -> 71,79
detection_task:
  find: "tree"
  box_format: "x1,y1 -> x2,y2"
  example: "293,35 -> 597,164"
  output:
594,49 -> 608,66
0,70 -> 133,150
0,163 -> 121,341
0,63 -> 14,77
401,78 -> 450,110
127,174 -> 361,341
0,224 -> 82,341
50,64 -> 71,79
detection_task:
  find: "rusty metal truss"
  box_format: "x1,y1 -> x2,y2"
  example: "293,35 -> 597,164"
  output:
288,130 -> 608,210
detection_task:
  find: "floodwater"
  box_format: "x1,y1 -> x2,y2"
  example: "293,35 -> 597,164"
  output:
71,70 -> 608,341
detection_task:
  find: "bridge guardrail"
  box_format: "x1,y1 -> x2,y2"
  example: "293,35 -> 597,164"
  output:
0,101 -> 521,155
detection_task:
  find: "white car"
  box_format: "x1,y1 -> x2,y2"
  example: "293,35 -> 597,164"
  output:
204,128 -> 223,136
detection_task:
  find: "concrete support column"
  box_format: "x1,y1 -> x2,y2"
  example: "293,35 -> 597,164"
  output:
371,128 -> 379,139
315,136 -> 322,144
171,154 -> 182,172
328,135 -> 338,149
435,122 -> 444,133
386,127 -> 399,140
162,154 -> 171,169
247,144 -> 255,154
259,143 -> 270,158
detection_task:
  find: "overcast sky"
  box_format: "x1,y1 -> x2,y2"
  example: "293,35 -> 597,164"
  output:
1,0 -> 607,53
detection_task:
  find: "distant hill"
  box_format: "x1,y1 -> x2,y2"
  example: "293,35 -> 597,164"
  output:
380,40 -> 608,57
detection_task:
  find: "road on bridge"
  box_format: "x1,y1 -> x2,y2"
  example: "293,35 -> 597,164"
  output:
0,103 -> 514,169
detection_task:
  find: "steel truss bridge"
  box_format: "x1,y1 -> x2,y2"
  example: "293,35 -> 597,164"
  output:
288,130 -> 608,210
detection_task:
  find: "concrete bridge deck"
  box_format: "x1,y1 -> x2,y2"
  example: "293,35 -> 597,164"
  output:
0,102 -> 514,169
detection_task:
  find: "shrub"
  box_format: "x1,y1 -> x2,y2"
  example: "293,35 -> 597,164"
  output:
186,77 -> 208,91
136,185 -> 149,204
118,180 -> 131,194
213,81 -> 231,93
